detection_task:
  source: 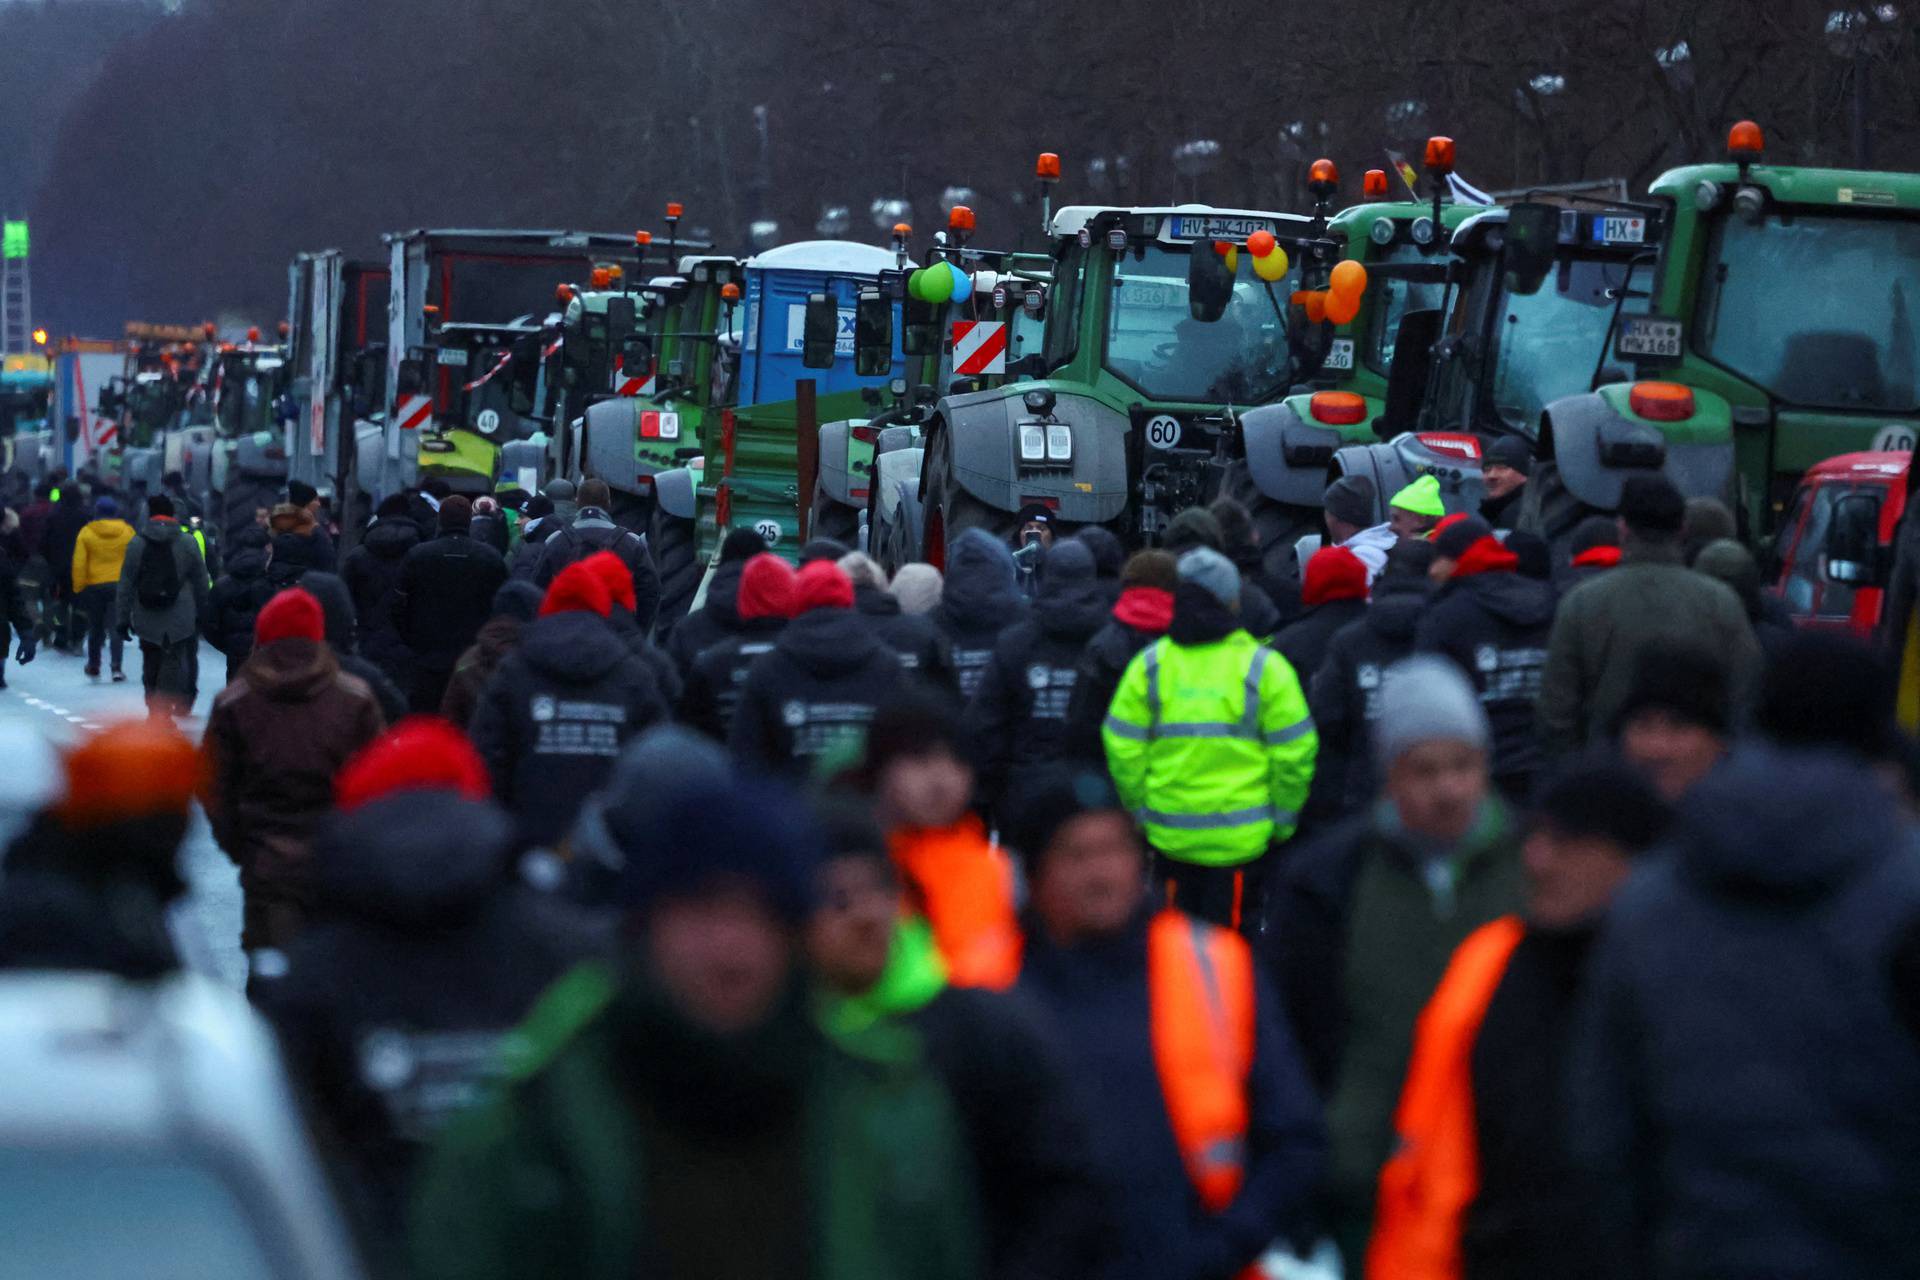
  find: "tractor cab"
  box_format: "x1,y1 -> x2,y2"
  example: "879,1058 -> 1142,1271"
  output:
1770,449 -> 1908,635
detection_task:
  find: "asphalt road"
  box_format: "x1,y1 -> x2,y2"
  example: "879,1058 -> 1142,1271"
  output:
0,636 -> 245,988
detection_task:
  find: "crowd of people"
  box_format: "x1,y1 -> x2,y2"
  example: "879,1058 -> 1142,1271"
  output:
1,454 -> 1919,1280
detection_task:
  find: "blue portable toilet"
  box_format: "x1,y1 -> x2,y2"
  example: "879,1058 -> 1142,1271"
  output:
737,241 -> 907,403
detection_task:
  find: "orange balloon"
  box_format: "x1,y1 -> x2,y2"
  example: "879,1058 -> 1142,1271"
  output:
1304,290 -> 1328,324
1326,290 -> 1362,325
1247,229 -> 1277,258
1330,259 -> 1368,299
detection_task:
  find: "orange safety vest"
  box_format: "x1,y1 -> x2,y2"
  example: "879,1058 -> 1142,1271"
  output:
1366,915 -> 1526,1280
888,815 -> 1022,990
1147,909 -> 1258,1214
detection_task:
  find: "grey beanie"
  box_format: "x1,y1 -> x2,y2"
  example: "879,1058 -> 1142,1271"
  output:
889,562 -> 943,615
1372,655 -> 1491,764
541,478 -> 576,502
1177,546 -> 1240,610
1324,474 -> 1376,527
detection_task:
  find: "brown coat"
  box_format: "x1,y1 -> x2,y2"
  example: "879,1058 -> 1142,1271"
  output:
203,639 -> 385,922
439,613 -> 526,730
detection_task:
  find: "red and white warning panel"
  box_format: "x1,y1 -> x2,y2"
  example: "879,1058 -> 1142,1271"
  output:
951,320 -> 1008,376
395,394 -> 435,432
611,353 -> 655,398
639,409 -> 680,440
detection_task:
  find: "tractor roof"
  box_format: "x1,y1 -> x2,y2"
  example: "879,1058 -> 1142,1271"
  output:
1048,204 -> 1310,239
746,240 -> 902,276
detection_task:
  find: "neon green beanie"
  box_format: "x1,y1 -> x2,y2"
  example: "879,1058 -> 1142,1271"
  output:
1389,473 -> 1445,518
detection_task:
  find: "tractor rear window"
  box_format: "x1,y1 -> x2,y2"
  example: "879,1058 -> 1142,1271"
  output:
1699,212 -> 1920,413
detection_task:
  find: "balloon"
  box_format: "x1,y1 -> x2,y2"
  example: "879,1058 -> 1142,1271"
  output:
1330,259 -> 1368,299
1247,229 -> 1277,258
906,268 -> 928,301
1326,290 -> 1362,325
920,263 -> 954,303
1304,290 -> 1328,324
1252,246 -> 1291,282
946,261 -> 973,303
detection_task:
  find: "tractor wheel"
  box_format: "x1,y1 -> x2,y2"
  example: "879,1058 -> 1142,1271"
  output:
650,504 -> 701,635
920,429 -> 1009,568
807,486 -> 862,552
1516,459 -> 1592,553
608,486 -> 655,537
1220,458 -> 1322,584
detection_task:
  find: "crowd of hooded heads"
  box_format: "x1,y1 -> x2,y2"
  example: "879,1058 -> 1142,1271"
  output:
4,458 -> 1920,1280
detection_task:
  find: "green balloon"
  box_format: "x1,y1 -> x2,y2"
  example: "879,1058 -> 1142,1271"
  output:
907,268 -> 928,301
920,262 -> 954,303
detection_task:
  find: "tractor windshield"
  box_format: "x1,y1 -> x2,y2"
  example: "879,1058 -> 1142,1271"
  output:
1491,257 -> 1650,432
1104,243 -> 1291,403
1363,240 -> 1448,375
1698,211 -> 1920,413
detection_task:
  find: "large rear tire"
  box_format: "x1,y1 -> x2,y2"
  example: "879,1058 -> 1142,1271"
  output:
1516,460 -> 1593,556
807,485 -> 862,551
650,504 -> 700,636
1220,458 -> 1322,584
221,476 -> 283,548
920,427 -> 1011,569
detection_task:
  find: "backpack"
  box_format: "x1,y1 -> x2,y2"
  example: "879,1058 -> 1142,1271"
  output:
135,536 -> 183,610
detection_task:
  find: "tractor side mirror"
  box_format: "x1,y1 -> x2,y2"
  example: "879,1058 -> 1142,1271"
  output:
854,288 -> 893,378
1377,308 -> 1443,439
802,292 -> 839,369
1824,492 -> 1885,585
1186,242 -> 1235,323
620,336 -> 654,380
605,294 -> 637,340
902,296 -> 941,356
1504,203 -> 1559,297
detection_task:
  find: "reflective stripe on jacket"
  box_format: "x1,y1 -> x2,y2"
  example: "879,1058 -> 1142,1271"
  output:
1103,631 -> 1317,865
1366,915 -> 1526,1280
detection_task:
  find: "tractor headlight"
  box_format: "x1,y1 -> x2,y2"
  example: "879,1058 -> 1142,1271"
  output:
1046,423 -> 1072,461
1019,423 -> 1046,462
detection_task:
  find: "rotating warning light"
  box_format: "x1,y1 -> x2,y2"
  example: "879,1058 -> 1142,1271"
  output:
635,230 -> 652,247
1727,120 -> 1765,163
247,327 -> 260,343
1035,152 -> 1062,182
665,202 -> 684,220
720,282 -> 742,302
1363,169 -> 1390,199
1424,136 -> 1456,175
948,205 -> 975,232
1629,381 -> 1696,422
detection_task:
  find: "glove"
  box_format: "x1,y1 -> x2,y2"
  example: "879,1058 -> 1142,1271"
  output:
15,640 -> 33,664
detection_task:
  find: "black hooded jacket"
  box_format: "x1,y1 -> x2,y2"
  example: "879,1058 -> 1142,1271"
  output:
203,544 -> 274,660
1415,568 -> 1557,787
1272,597 -> 1369,691
854,584 -> 955,693
679,616 -> 786,742
1570,747 -> 1920,1278
665,553 -> 747,679
1309,577 -> 1429,817
963,541 -> 1110,812
532,508 -> 661,634
728,606 -> 907,779
933,528 -> 1029,701
259,792 -> 595,1248
469,610 -> 668,848
341,515 -> 421,682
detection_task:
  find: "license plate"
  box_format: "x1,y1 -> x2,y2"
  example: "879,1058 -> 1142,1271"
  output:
1616,317 -> 1683,359
1168,215 -> 1276,242
1593,215 -> 1646,245
1322,338 -> 1354,372
435,347 -> 469,368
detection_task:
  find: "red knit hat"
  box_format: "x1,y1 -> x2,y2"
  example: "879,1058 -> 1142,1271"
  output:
737,552 -> 799,621
1302,546 -> 1369,606
793,559 -> 854,612
335,716 -> 491,811
255,587 -> 325,646
541,559 -> 613,618
580,550 -> 637,612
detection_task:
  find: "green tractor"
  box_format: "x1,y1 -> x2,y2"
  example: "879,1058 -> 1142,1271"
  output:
0,351 -> 55,484
1522,120 -> 1920,546
808,208 -> 1052,570
905,182 -> 1347,567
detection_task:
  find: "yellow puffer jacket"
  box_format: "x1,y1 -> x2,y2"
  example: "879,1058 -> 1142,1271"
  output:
72,519 -> 134,592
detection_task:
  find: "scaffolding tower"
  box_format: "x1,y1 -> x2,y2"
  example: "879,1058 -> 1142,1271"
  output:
2,216 -> 29,355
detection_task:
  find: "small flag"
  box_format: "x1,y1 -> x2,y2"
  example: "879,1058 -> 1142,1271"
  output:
1385,149 -> 1420,198
1447,173 -> 1495,207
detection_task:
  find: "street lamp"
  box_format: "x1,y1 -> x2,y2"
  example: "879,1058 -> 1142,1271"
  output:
869,197 -> 911,234
1170,138 -> 1222,202
1826,5 -> 1901,166
816,205 -> 851,238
